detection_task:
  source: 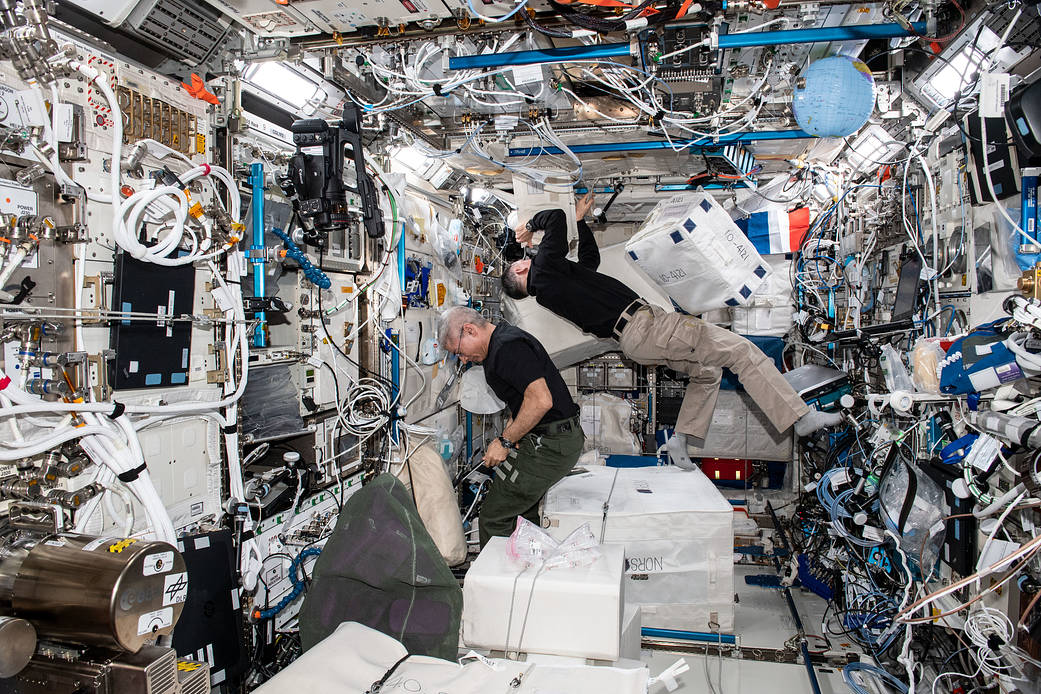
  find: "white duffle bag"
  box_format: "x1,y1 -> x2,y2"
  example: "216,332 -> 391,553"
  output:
625,193 -> 771,314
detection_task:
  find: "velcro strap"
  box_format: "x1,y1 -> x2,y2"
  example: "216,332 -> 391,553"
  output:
117,462 -> 148,484
108,401 -> 126,419
223,424 -> 237,434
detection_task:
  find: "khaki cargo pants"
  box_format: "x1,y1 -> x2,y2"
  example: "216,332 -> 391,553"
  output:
619,305 -> 809,439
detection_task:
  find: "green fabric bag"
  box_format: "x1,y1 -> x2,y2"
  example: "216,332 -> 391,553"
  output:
298,474 -> 463,659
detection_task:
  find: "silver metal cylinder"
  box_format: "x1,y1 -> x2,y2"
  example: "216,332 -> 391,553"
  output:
0,616 -> 36,678
4,534 -> 186,652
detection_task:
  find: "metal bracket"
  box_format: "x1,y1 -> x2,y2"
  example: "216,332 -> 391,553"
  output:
207,343 -> 228,384
55,223 -> 89,243
9,502 -> 62,534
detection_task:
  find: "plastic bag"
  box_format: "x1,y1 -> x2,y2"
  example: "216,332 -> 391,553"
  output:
879,344 -> 914,392
505,517 -> 600,570
911,339 -> 945,393
879,461 -> 946,573
432,218 -> 462,270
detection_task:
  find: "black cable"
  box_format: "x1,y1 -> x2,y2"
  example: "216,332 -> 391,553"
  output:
522,8 -> 573,38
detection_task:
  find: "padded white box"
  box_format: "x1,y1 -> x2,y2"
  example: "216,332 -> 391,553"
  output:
544,466 -> 735,632
625,193 -> 771,314
462,537 -> 625,660
619,603 -> 642,661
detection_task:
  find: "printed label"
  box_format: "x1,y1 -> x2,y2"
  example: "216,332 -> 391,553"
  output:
81,537 -> 115,552
511,64 -> 543,86
137,607 -> 174,635
143,551 -> 174,576
163,572 -> 189,606
0,178 -> 39,217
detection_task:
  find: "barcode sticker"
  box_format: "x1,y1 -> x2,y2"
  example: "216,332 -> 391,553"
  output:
511,64 -> 543,86
980,72 -> 1011,118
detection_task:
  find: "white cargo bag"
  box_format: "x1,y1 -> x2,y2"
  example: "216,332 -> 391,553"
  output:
544,466 -> 735,632
395,444 -> 467,566
462,536 -> 625,660
730,255 -> 794,337
625,193 -> 771,313
255,621 -> 651,694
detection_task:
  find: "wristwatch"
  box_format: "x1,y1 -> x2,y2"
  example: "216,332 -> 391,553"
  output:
497,435 -> 517,450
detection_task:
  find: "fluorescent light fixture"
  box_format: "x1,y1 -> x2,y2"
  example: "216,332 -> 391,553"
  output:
846,125 -> 903,172
243,61 -> 324,113
914,21 -> 1027,109
922,41 -> 989,105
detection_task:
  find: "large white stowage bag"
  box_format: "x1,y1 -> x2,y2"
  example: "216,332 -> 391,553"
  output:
462,536 -> 625,660
625,193 -> 772,314
255,621 -> 649,694
544,466 -> 735,632
394,444 -> 467,566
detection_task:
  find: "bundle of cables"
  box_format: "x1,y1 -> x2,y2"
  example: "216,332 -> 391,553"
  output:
549,0 -> 683,33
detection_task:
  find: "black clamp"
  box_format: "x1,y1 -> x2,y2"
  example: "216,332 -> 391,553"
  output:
117,462 -> 148,483
107,401 -> 126,420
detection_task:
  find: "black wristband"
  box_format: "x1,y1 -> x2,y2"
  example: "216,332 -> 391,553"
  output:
498,435 -> 517,450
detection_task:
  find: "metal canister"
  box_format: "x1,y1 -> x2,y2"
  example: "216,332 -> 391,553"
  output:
6,534 -> 186,652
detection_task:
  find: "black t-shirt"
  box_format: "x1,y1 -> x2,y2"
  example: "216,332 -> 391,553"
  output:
481,324 -> 579,425
527,209 -> 640,338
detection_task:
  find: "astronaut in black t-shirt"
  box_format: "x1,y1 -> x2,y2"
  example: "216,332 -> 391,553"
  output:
438,306 -> 584,548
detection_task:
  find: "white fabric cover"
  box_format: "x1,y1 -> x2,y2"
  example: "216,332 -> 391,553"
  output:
730,255 -> 794,337
578,392 -> 641,455
502,242 -> 671,368
544,466 -> 735,632
460,366 -> 506,414
255,621 -> 649,694
626,193 -> 771,314
395,444 -> 467,566
685,389 -> 794,462
462,536 -> 625,660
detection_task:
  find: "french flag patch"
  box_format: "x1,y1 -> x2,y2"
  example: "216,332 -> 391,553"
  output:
735,207 -> 810,255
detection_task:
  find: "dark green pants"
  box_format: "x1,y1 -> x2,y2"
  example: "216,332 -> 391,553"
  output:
478,421 -> 585,548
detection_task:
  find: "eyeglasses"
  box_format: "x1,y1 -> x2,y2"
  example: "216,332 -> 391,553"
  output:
443,325 -> 465,358
453,325 -> 466,355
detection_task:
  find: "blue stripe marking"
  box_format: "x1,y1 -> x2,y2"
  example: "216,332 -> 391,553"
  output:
725,298 -> 740,306
740,285 -> 752,298
144,373 -> 162,386
170,373 -> 187,385
121,302 -> 132,326
628,250 -> 638,260
670,230 -> 683,243
754,265 -> 767,278
700,199 -> 712,212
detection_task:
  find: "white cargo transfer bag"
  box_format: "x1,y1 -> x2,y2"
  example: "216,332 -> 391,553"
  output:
625,193 -> 772,313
